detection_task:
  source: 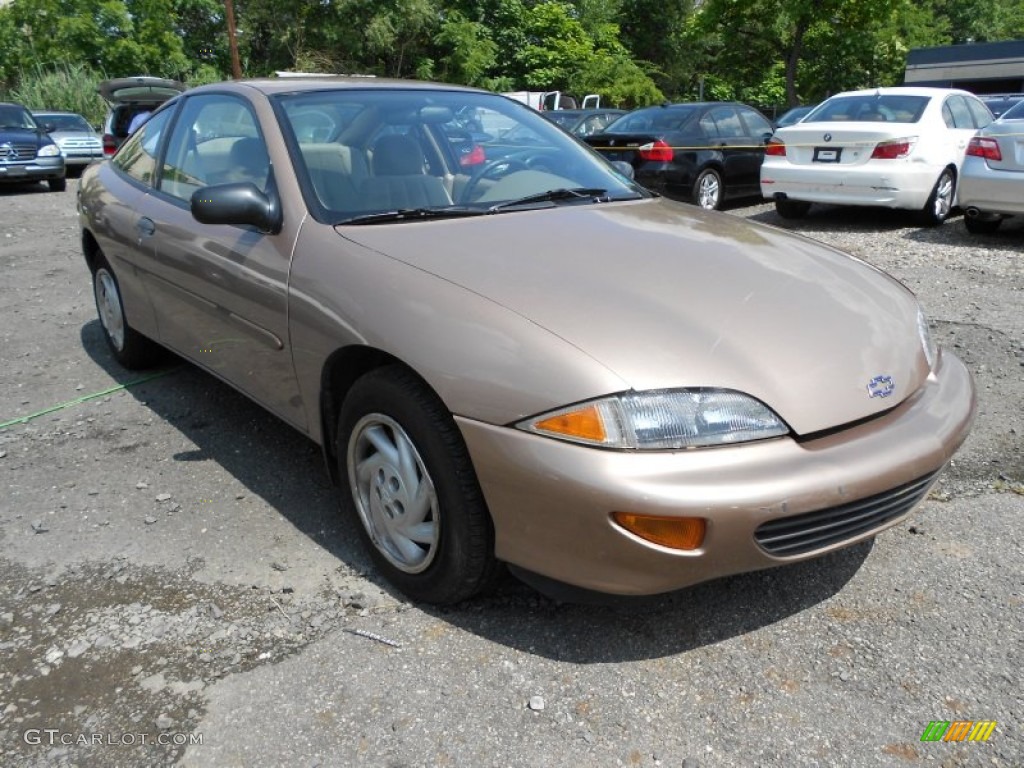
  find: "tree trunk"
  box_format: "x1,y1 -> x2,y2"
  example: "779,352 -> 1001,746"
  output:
785,22 -> 807,107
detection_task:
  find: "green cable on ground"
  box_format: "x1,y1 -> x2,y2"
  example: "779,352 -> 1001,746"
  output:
0,368 -> 179,431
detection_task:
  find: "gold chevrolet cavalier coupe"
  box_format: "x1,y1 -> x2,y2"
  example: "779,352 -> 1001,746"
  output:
77,79 -> 976,604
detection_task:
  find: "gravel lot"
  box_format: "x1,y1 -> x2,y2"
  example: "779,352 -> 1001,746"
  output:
1,178 -> 1021,768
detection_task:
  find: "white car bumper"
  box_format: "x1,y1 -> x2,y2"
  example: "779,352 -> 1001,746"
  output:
761,161 -> 942,210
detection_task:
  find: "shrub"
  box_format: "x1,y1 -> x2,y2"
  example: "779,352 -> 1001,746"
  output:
5,63 -> 107,127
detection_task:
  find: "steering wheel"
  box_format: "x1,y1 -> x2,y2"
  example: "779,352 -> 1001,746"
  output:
462,157 -> 530,201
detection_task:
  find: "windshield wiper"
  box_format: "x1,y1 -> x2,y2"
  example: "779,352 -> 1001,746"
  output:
488,187 -> 609,212
336,206 -> 488,225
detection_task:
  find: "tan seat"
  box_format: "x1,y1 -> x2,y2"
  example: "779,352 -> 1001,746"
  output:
300,143 -> 369,210
361,134 -> 452,209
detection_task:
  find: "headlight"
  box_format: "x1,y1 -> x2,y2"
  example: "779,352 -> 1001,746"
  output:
917,308 -> 938,371
518,389 -> 789,449
38,144 -> 61,157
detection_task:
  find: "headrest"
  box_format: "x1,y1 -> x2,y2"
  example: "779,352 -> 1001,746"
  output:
372,134 -> 424,175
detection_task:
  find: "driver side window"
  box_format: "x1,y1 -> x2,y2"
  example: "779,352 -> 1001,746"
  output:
113,109 -> 174,186
159,94 -> 269,203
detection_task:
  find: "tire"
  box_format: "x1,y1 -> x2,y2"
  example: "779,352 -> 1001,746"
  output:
48,177 -> 66,192
774,197 -> 811,219
337,366 -> 498,604
964,215 -> 1002,235
918,168 -> 955,226
92,255 -> 162,369
693,168 -> 723,210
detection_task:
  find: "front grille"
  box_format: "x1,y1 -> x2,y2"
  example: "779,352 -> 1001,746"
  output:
0,143 -> 38,161
754,472 -> 939,557
61,138 -> 101,149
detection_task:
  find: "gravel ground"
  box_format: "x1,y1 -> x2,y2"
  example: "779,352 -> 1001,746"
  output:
0,179 -> 1021,768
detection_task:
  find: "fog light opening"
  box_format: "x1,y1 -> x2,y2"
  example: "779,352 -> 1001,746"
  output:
612,513 -> 706,551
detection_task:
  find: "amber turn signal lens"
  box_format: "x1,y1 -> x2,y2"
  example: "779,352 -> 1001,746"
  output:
533,404 -> 607,443
612,513 -> 706,550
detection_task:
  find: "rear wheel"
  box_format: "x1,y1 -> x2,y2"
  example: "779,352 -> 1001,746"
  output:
918,168 -> 955,226
337,366 -> 498,604
964,215 -> 1002,235
693,168 -> 723,210
774,197 -> 811,219
92,255 -> 162,369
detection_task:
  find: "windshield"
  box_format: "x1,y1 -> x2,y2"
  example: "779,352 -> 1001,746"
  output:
36,113 -> 92,132
273,88 -> 643,223
803,94 -> 929,124
603,106 -> 697,134
0,105 -> 38,130
999,100 -> 1024,120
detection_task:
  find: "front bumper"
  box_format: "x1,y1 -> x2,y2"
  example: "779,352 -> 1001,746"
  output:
457,351 -> 975,595
761,161 -> 939,210
62,150 -> 104,168
0,157 -> 65,183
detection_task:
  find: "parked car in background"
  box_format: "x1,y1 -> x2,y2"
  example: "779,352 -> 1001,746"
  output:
981,93 -> 1023,119
958,98 -> 1024,234
772,105 -> 815,129
762,87 -> 993,225
583,102 -> 774,210
78,78 -> 974,604
0,102 -> 66,191
99,76 -> 186,156
32,111 -> 103,175
542,109 -> 627,137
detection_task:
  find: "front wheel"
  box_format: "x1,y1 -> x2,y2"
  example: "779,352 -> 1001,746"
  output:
337,366 -> 498,604
48,177 -> 66,192
918,168 -> 955,226
692,168 -> 722,210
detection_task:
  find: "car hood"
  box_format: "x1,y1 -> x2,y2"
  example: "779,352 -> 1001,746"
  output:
98,76 -> 186,104
0,126 -> 45,143
337,198 -> 929,435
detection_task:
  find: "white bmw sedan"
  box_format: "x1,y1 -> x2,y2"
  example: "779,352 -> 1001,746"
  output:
761,87 -> 993,226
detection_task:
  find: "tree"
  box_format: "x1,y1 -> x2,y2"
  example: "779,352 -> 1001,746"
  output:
434,10 -> 498,85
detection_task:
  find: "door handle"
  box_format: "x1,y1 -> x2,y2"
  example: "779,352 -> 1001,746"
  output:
136,217 -> 156,237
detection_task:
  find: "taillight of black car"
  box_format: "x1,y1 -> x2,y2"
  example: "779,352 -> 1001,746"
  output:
637,140 -> 673,162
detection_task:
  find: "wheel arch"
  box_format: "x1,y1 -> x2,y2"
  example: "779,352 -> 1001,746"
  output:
319,345 -> 438,486
81,228 -> 102,273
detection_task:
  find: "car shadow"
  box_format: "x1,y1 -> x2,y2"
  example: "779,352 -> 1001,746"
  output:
81,319 -> 871,662
426,541 -> 870,663
0,181 -> 53,196
746,204 -> 1024,252
745,203 -> 925,232
79,319 -> 364,569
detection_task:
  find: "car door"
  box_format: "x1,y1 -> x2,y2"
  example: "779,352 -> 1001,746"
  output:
704,106 -> 757,195
138,92 -> 305,429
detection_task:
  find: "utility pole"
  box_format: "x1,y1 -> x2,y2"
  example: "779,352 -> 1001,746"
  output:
225,0 -> 242,79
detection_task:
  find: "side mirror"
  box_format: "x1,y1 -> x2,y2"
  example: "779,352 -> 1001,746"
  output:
610,160 -> 635,180
191,183 -> 281,234
43,122 -> 57,133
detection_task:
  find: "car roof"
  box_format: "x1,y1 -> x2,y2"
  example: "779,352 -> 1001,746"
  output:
31,110 -> 84,116
826,87 -> 975,98
186,77 -> 486,98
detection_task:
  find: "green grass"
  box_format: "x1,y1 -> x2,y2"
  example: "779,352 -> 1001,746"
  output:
2,63 -> 107,127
